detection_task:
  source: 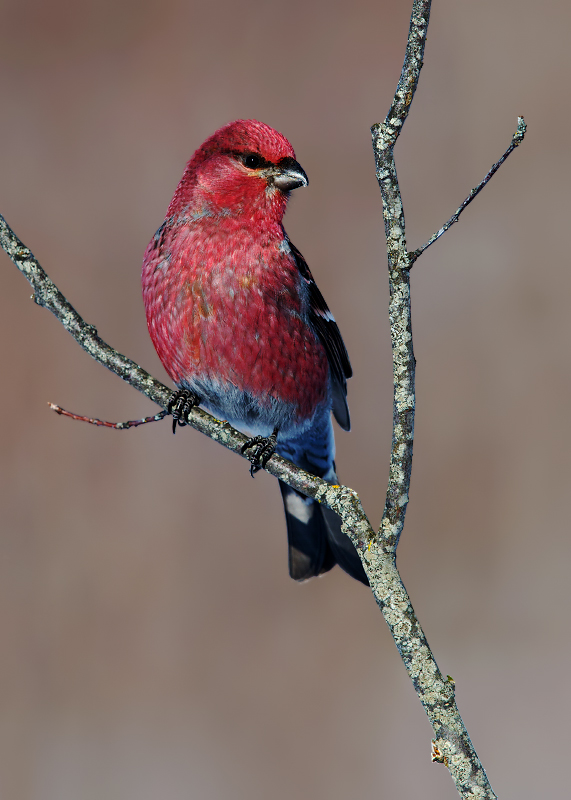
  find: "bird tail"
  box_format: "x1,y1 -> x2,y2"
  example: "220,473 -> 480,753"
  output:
276,410 -> 368,586
278,481 -> 369,585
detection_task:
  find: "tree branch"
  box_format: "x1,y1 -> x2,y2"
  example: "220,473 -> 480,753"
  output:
410,116 -> 527,264
366,0 -> 511,796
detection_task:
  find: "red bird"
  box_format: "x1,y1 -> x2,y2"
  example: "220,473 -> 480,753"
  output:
142,120 -> 367,585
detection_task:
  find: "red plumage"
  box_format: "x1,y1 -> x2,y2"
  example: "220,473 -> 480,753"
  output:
143,120 -> 328,425
142,120 -> 367,584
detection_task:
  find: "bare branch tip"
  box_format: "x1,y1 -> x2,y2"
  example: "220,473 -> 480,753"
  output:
46,402 -> 168,429
513,116 -> 527,146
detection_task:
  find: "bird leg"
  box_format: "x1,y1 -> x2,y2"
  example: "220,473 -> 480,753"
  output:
167,388 -> 200,434
241,427 -> 279,477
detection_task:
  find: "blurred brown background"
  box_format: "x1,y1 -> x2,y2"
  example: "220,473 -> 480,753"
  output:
0,0 -> 568,797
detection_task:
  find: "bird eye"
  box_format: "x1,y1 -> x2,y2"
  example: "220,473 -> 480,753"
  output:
244,153 -> 262,169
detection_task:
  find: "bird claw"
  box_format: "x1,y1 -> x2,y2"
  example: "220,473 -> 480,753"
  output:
241,429 -> 278,477
167,388 -> 200,434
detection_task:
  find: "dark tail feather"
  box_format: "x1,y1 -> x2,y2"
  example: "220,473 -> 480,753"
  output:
321,504 -> 369,585
279,482 -> 369,585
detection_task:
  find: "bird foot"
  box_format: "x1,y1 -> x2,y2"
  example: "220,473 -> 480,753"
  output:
241,428 -> 278,477
167,389 -> 200,434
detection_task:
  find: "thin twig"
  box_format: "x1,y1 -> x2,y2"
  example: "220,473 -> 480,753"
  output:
410,116 -> 527,263
48,402 -> 168,429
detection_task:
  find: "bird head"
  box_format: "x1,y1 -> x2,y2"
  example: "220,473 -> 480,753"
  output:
167,120 -> 308,224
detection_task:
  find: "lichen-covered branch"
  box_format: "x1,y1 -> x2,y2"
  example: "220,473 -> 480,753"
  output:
366,0 -> 499,797
370,0 -> 431,553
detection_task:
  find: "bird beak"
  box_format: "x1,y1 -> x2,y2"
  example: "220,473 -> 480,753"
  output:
270,157 -> 309,191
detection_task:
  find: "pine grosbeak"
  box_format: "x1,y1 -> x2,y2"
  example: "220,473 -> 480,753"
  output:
142,119 -> 367,585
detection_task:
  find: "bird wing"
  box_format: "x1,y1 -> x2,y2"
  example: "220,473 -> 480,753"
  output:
288,240 -> 352,431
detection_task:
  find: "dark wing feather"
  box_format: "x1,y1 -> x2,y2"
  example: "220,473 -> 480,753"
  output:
288,240 -> 352,431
